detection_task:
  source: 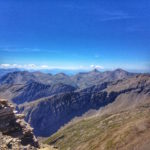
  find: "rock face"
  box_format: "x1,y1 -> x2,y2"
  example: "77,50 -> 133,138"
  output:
0,99 -> 39,149
18,82 -> 115,136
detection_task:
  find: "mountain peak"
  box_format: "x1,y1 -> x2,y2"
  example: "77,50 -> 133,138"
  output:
91,69 -> 99,73
114,68 -> 127,72
55,72 -> 68,77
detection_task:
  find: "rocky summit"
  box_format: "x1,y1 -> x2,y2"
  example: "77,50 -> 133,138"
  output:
0,99 -> 39,150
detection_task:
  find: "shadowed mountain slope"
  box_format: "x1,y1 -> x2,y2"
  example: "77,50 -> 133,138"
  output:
0,71 -> 77,104
18,75 -> 149,137
0,71 -> 77,86
44,75 -> 150,150
0,81 -> 76,105
0,69 -> 135,104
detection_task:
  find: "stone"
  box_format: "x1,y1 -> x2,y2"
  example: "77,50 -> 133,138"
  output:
0,99 -> 39,149
15,113 -> 25,119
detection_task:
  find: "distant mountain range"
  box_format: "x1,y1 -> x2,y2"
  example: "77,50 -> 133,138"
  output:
0,69 -> 135,105
0,69 -> 136,134
0,68 -> 135,87
0,68 -> 93,76
0,68 -> 149,150
0,68 -> 20,77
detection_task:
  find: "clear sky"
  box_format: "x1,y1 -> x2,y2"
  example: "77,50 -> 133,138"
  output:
0,0 -> 150,72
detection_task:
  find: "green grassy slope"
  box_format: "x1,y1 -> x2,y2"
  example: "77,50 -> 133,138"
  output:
44,75 -> 150,150
45,104 -> 150,150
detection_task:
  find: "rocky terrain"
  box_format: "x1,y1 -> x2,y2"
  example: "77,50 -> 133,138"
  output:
0,99 -> 39,149
45,105 -> 150,150
45,75 -> 150,150
17,82 -> 112,136
18,74 -> 149,137
0,69 -> 139,137
0,69 -> 149,150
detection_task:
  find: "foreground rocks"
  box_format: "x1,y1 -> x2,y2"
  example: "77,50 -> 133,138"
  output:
0,99 -> 39,150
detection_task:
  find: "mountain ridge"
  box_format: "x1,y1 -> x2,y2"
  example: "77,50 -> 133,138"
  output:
44,74 -> 150,150
18,74 -> 150,136
0,69 -> 144,138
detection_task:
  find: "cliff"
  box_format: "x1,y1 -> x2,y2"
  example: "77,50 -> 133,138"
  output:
0,99 -> 39,149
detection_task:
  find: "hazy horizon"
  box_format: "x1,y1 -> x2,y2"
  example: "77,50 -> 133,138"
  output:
0,66 -> 149,75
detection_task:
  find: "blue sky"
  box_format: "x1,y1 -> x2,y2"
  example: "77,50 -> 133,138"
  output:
0,0 -> 150,72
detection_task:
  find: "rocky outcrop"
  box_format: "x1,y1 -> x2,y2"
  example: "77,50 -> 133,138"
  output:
0,99 -> 39,149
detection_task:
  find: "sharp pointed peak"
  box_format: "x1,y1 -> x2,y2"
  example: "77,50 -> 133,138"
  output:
91,68 -> 99,72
